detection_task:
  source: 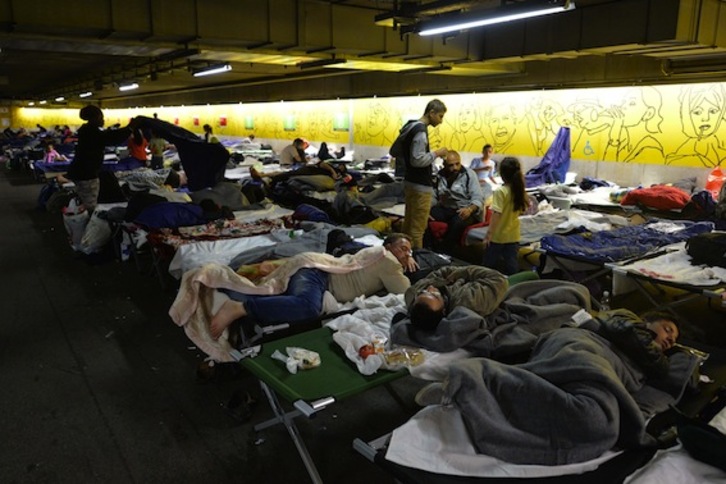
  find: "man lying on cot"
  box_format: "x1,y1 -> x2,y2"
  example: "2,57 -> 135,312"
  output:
169,233 -> 418,361
413,309 -> 694,466
401,265 -> 508,331
390,267 -> 591,357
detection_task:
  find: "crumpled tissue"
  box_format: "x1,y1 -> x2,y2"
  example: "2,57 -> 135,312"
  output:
271,347 -> 321,374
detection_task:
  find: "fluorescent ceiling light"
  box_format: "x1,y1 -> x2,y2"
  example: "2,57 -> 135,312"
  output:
193,64 -> 232,77
324,59 -> 431,72
297,58 -> 347,69
79,91 -> 93,98
418,1 -> 575,36
55,96 -> 65,102
39,100 -> 47,105
28,101 -> 35,106
118,82 -> 139,91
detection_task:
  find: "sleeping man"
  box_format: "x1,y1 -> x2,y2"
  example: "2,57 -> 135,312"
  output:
169,233 -> 416,361
413,309 -> 696,466
400,265 -> 509,331
391,266 -> 591,358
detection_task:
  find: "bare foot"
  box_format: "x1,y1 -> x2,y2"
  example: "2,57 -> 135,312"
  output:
210,300 -> 247,340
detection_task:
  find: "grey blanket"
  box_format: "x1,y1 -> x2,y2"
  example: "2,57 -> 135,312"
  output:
391,280 -> 590,358
443,327 -> 698,465
228,222 -> 377,268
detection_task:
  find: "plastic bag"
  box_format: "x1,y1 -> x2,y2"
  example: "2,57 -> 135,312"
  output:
62,197 -> 90,251
271,347 -> 321,374
705,166 -> 726,200
79,212 -> 112,254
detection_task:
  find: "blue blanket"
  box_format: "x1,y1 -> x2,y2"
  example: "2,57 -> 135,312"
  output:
540,220 -> 714,262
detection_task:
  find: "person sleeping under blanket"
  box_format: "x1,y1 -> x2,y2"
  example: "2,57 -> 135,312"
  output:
413,309 -> 700,466
168,233 -> 417,362
391,267 -> 591,360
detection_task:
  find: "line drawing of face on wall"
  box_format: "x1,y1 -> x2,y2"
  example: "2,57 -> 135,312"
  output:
367,101 -> 390,139
666,84 -> 726,167
457,104 -> 480,132
449,103 -> 483,151
603,87 -> 664,163
526,98 -> 565,156
619,88 -> 661,129
486,104 -> 517,152
682,85 -> 726,139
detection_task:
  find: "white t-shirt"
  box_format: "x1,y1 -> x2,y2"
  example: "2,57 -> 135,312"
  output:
470,156 -> 496,183
279,144 -> 301,166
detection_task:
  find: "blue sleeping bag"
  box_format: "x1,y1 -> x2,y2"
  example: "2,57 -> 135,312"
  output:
540,220 -> 714,263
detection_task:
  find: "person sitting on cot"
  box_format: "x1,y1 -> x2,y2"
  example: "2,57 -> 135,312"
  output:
205,233 -> 418,339
429,150 -> 484,250
43,142 -> 68,163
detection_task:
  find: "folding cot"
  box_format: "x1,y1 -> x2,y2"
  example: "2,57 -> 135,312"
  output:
614,269 -> 725,319
235,325 -> 410,484
608,242 -> 726,319
117,204 -> 294,288
537,219 -> 715,309
232,271 -> 541,484
352,339 -> 726,484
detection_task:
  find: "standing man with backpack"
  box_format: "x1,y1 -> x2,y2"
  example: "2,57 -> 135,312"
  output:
391,99 -> 449,249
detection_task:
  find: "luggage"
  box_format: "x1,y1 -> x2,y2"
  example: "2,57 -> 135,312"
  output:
686,232 -> 726,268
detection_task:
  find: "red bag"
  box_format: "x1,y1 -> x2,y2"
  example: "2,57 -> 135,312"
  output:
705,167 -> 726,200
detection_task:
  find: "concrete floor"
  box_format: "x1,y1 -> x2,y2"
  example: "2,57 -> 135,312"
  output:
2,163 -> 724,484
0,165 -> 425,484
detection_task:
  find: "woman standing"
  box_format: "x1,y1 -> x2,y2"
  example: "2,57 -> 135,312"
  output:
67,105 -> 137,211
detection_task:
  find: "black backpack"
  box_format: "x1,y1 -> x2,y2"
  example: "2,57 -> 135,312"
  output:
686,232 -> 726,268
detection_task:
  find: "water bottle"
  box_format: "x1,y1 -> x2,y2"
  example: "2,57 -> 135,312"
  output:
600,291 -> 611,311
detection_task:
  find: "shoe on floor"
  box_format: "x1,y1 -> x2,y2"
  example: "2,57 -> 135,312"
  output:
414,382 -> 445,406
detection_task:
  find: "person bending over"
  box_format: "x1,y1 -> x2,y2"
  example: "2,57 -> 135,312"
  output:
397,99 -> 449,249
279,138 -> 307,167
209,233 -> 416,339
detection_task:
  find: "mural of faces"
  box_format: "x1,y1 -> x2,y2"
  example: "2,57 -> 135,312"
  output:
683,86 -> 726,139
486,104 -> 517,149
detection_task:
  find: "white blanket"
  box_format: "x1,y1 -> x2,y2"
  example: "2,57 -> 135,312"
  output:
386,405 -> 621,478
325,294 -> 472,381
168,234 -> 276,279
614,242 -> 726,291
625,405 -> 726,483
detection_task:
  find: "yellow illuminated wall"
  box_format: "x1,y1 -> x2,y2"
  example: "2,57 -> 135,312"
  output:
11,81 -> 726,168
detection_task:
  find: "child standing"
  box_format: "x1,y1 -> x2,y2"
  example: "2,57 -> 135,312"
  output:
481,157 -> 528,275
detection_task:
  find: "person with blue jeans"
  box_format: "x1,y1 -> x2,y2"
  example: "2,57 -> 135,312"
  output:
221,268 -> 328,328
209,233 -> 416,339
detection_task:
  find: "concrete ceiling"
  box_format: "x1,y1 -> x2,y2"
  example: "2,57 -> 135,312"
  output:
2,0 -> 726,109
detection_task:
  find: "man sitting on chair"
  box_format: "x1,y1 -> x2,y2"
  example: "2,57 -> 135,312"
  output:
429,150 -> 483,250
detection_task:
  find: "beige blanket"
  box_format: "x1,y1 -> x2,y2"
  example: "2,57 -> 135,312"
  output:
169,246 -> 387,361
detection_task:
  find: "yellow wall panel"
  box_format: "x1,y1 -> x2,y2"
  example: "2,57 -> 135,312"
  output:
12,81 -> 726,169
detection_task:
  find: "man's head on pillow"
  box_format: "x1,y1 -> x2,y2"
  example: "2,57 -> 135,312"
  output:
641,310 -> 680,352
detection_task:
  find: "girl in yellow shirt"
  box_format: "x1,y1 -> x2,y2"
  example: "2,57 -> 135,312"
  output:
482,157 -> 528,275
